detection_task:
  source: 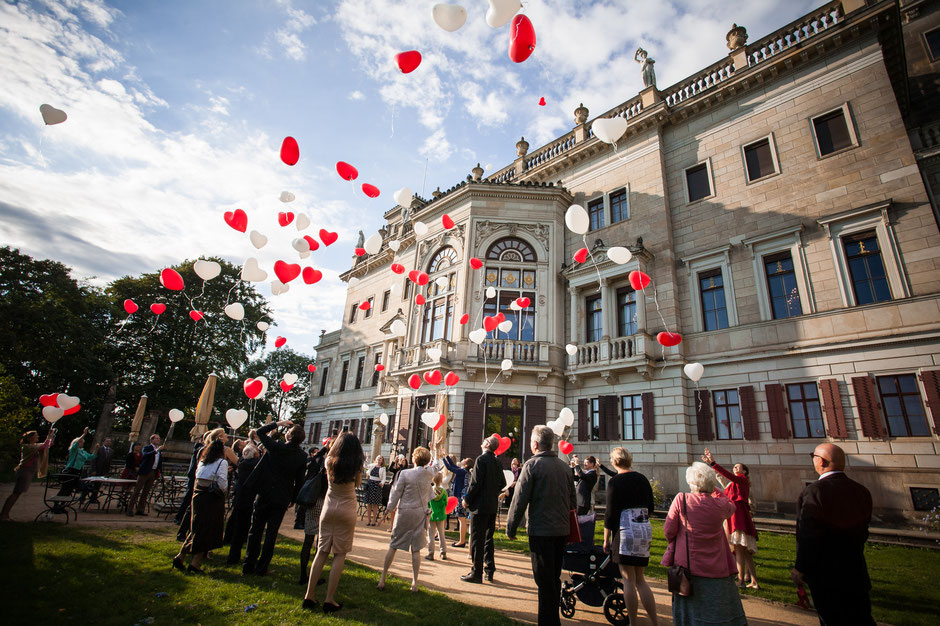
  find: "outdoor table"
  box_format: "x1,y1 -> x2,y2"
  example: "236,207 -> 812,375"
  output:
80,477 -> 137,513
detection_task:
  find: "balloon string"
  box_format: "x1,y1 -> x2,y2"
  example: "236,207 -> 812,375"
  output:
582,234 -> 603,293
191,280 -> 206,306
224,279 -> 239,308
147,314 -> 160,334
483,371 -> 503,396
38,128 -> 47,169
389,103 -> 396,140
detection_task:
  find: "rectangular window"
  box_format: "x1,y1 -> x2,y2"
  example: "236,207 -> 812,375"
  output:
813,108 -> 854,156
685,163 -> 712,203
610,188 -> 628,223
348,304 -> 358,324
318,366 -> 330,396
764,252 -> 803,319
354,356 -> 365,389
381,290 -> 391,312
586,295 -> 603,342
699,268 -> 729,331
364,296 -> 374,319
338,361 -> 349,392
877,374 -> 929,437
714,389 -> 743,440
620,395 -> 643,440
482,289 -> 536,342
371,353 -> 382,387
590,397 -> 601,441
588,197 -> 605,231
616,287 -> 637,336
786,382 -> 825,438
843,230 -> 891,305
743,137 -> 777,182
484,395 -> 524,460
926,28 -> 940,62
403,279 -> 412,300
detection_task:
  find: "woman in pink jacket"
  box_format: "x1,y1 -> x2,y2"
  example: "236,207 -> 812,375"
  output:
662,462 -> 747,626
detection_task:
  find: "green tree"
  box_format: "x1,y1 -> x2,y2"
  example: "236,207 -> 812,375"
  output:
0,365 -> 39,471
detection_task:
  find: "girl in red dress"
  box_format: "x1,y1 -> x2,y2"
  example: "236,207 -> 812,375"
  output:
702,448 -> 759,589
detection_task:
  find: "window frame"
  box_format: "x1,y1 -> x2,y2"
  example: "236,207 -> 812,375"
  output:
371,352 -> 383,387
842,230 -> 893,306
338,359 -> 350,392
786,381 -> 826,439
925,27 -> 940,62
744,226 -> 814,321
483,237 -> 538,342
348,303 -> 358,324
585,294 -> 603,343
809,102 -> 859,160
354,355 -> 365,389
762,251 -> 804,319
713,388 -> 743,440
682,245 -> 738,333
740,133 -> 781,184
318,364 -> 330,397
590,397 -> 601,442
616,287 -> 638,337
876,373 -> 930,438
683,159 -> 715,205
609,187 -> 629,224
363,296 -> 374,319
587,196 -> 605,231
381,290 -> 391,312
620,394 -> 643,441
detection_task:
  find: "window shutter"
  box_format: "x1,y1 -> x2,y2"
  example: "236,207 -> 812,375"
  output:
598,396 -> 609,441
313,422 -> 322,444
524,395 -> 546,459
764,384 -> 790,439
642,392 -> 655,440
819,379 -> 848,438
695,390 -> 714,441
350,419 -> 358,442
740,385 -> 760,441
605,396 -> 620,441
397,396 -> 413,447
461,392 -> 485,460
578,398 -> 590,442
851,376 -> 885,438
919,370 -> 940,435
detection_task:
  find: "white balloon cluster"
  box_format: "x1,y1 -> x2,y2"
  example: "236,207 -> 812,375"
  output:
546,407 -> 575,437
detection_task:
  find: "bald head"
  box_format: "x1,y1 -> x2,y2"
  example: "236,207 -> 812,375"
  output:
813,443 -> 846,474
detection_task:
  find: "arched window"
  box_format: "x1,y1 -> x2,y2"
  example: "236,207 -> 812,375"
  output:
421,247 -> 457,343
483,237 -> 537,342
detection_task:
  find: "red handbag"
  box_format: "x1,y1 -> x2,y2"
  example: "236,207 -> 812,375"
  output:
567,509 -> 582,544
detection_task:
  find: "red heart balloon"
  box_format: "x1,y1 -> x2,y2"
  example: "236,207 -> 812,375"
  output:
415,294 -> 426,305
160,268 -> 185,291
361,183 -> 380,198
336,161 -> 358,181
303,235 -> 320,251
224,208 -> 247,232
657,331 -> 683,347
274,260 -> 301,283
307,363 -> 317,373
459,313 -> 469,325
509,15 -> 536,63
573,247 -> 588,264
483,316 -> 498,332
302,267 -> 323,284
495,312 -> 506,324
559,440 -> 573,455
391,263 -> 405,275
39,393 -> 58,407
275,336 -> 287,348
359,301 -> 371,311
319,229 -> 338,246
280,380 -> 293,393
444,371 -> 460,386
469,257 -> 483,270
423,370 -> 442,386
433,414 -> 446,431
278,211 -> 295,227
445,496 -> 458,515
395,50 -> 422,73
516,297 -> 530,308
375,364 -> 385,372
495,435 -> 511,456
150,303 -> 166,315
408,374 -> 421,390
63,404 -> 80,416
354,248 -> 367,257
280,136 -> 299,165
629,270 -> 651,291
442,214 -> 455,229
123,299 -> 138,314
408,270 -> 421,283
417,272 -> 429,286
538,97 -> 546,106
189,310 -> 203,321
243,378 -> 263,399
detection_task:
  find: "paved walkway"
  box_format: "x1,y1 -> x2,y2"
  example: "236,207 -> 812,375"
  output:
5,484 -> 817,625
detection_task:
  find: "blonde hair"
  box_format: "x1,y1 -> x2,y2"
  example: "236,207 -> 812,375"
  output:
432,472 -> 443,486
412,446 -> 431,467
610,447 -> 632,470
205,428 -> 226,444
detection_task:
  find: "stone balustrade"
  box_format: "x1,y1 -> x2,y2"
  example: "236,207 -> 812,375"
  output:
744,1 -> 843,68
567,335 -> 648,370
472,339 -> 545,364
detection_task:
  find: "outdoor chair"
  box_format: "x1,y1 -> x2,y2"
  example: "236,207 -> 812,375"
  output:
34,473 -> 80,523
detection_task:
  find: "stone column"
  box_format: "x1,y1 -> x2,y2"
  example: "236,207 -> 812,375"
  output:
639,86 -> 661,109
599,278 -> 610,341
568,286 -> 579,345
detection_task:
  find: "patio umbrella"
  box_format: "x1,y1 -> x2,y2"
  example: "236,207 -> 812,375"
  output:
129,395 -> 147,443
189,373 -> 217,441
434,391 -> 449,453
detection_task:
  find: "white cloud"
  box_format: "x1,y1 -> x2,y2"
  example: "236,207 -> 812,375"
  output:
459,82 -> 509,127
419,128 -> 453,163
267,0 -> 317,61
275,29 -> 306,61
348,90 -> 365,101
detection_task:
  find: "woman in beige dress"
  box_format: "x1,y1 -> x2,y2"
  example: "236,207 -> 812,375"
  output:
377,446 -> 434,592
302,432 -> 364,614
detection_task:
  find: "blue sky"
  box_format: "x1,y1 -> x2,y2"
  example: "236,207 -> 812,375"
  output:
0,0 -> 820,355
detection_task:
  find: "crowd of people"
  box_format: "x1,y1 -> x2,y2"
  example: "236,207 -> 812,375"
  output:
2,418 -> 875,625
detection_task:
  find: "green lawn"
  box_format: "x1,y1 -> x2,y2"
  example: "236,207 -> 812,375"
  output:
446,519 -> 940,626
0,523 -> 517,625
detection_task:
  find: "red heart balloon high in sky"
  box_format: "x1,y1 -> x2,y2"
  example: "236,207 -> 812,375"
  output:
319,229 -> 338,246
278,211 -> 295,227
160,268 -> 185,291
336,161 -> 358,180
469,257 -> 483,269
274,260 -> 301,283
302,267 -> 322,284
395,50 -> 422,74
150,303 -> 166,315
442,214 -> 455,229
123,299 -> 138,314
307,363 -> 317,373
224,209 -> 247,232
275,336 -> 287,348
361,183 -> 380,198
391,263 -> 405,274
280,136 -> 299,166
302,235 -> 320,251
629,270 -> 651,291
508,15 -> 536,63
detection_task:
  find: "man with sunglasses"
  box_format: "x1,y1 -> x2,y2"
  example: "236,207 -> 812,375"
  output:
791,443 -> 874,625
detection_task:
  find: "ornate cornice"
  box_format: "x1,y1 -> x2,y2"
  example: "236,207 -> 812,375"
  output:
474,220 -> 552,253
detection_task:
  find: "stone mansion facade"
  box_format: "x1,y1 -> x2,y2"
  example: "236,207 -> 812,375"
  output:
305,0 -> 940,520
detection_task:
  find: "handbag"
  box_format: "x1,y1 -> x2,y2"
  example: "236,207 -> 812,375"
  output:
208,460 -> 226,498
296,471 -> 326,506
667,493 -> 693,596
566,509 -> 582,544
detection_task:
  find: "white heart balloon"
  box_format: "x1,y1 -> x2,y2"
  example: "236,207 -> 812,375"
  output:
684,362 -> 705,382
509,301 -> 521,311
469,328 -> 487,344
254,376 -> 269,397
435,276 -> 449,290
249,230 -> 268,249
421,412 -> 438,428
364,233 -> 382,255
270,280 -> 289,296
592,117 -> 628,145
226,408 -> 248,430
485,286 -> 497,299
295,213 -> 311,231
257,321 -> 269,331
224,302 -> 245,321
559,407 -> 575,427
42,405 -> 64,423
57,394 -> 80,410
565,205 -> 590,235
298,250 -> 310,259
498,320 -> 513,333
361,403 -> 370,412
379,413 -> 389,426
390,319 -> 406,337
242,257 -> 267,282
547,418 -> 565,437
607,246 -> 633,265
168,408 -> 184,423
279,191 -> 295,203
283,373 -> 298,385
427,347 -> 443,360
413,221 -> 428,237
432,3 -> 467,31
292,237 -> 310,253
565,343 -> 578,356
500,358 -> 513,371
388,239 -> 401,252
485,0 -> 521,28
393,187 -> 413,209
194,260 -> 222,281
39,104 -> 68,125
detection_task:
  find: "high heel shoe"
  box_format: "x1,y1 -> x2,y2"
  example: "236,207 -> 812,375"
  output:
187,565 -> 205,575
301,599 -> 319,611
172,556 -> 185,572
322,602 -> 343,613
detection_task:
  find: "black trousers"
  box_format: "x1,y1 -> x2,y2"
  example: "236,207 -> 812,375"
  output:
243,500 -> 287,573
469,512 -> 496,576
809,582 -> 875,626
226,499 -> 255,561
529,535 -> 566,626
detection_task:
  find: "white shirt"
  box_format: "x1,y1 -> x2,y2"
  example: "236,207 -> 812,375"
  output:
818,470 -> 844,480
196,458 -> 228,491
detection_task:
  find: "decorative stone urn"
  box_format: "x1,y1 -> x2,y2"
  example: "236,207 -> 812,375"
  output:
726,24 -> 748,51
516,136 -> 529,157
472,163 -> 484,181
574,103 -> 589,125
432,186 -> 443,199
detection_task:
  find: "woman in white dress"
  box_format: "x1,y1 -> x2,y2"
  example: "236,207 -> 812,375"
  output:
377,446 -> 433,592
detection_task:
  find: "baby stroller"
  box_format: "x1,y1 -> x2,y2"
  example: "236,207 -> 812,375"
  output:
560,546 -> 628,625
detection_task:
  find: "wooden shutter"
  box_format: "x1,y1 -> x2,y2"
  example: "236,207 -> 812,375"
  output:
765,384 -> 790,439
919,370 -> 940,435
851,376 -> 885,438
524,395 -> 546,459
598,396 -> 609,440
461,392 -> 485,460
819,379 -> 848,438
397,396 -> 413,446
606,396 -> 620,441
740,386 -> 760,441
578,398 -> 590,442
642,392 -> 655,440
695,390 -> 714,441
313,422 -> 322,444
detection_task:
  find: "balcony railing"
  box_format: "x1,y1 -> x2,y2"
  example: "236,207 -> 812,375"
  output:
393,339 -> 456,370
472,339 -> 544,364
744,1 -> 843,68
568,336 -> 647,369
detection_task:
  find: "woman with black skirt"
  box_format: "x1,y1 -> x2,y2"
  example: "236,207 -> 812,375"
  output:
173,439 -> 228,574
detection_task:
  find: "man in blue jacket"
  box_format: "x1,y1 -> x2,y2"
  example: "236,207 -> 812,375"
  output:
126,434 -> 163,516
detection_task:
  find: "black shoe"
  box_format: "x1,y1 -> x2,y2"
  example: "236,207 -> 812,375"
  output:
323,602 -> 343,614
187,565 -> 205,575
461,572 -> 482,583
301,599 -> 318,611
485,571 -> 494,582
172,556 -> 186,572
255,568 -> 268,577
242,563 -> 255,576
135,511 -> 147,516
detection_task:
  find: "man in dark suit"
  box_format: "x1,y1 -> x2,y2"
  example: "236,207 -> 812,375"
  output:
791,443 -> 875,626
126,434 -> 163,516
242,420 -> 306,576
461,434 -> 506,583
